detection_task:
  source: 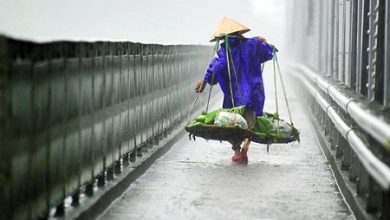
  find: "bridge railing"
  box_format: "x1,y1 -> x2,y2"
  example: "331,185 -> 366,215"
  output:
287,0 -> 390,108
0,36 -> 211,219
287,0 -> 390,219
288,0 -> 390,219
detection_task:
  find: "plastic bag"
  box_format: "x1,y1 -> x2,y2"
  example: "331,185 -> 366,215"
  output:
214,112 -> 248,129
271,120 -> 293,138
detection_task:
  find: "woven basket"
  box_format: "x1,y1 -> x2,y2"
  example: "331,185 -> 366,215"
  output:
185,125 -> 254,144
252,136 -> 297,144
186,125 -> 297,146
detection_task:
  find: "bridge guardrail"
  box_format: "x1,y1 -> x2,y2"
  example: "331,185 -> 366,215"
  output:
0,36 -> 211,219
286,0 -> 390,218
289,63 -> 390,220
295,64 -> 390,152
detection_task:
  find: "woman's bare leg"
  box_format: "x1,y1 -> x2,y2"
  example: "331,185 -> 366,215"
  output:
232,142 -> 241,156
234,147 -> 241,156
241,138 -> 251,156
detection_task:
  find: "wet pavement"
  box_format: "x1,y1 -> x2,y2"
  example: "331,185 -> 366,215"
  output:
98,73 -> 355,220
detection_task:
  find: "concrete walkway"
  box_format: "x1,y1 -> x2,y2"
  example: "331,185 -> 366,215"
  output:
98,73 -> 355,220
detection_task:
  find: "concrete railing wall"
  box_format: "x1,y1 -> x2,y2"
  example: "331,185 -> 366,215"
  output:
0,36 -> 211,219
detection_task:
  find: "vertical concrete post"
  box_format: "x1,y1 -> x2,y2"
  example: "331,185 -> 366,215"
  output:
358,167 -> 369,196
355,0 -> 363,92
366,0 -> 382,102
334,0 -> 340,79
339,0 -> 346,82
359,0 -> 370,96
382,191 -> 390,220
130,44 -> 137,162
349,0 -> 358,90
367,177 -> 382,214
384,0 -> 390,108
0,36 -> 10,220
349,153 -> 359,181
340,137 -> 351,169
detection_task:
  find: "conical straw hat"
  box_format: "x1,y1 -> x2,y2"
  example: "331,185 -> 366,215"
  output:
210,17 -> 251,42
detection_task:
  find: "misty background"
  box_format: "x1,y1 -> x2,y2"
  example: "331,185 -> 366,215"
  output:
0,0 -> 290,112
0,0 -> 287,48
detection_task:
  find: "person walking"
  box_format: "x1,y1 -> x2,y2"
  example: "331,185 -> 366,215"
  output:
194,17 -> 273,163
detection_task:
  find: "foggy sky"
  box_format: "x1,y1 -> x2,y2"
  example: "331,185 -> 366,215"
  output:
0,0 -> 286,47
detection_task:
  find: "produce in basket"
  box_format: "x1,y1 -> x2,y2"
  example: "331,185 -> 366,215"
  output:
187,106 -> 246,127
214,112 -> 248,129
255,113 -> 300,142
187,106 -> 300,143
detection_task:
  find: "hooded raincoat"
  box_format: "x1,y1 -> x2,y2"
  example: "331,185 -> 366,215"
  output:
204,37 -> 273,116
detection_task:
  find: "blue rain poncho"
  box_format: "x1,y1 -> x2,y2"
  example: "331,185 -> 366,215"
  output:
204,37 -> 273,116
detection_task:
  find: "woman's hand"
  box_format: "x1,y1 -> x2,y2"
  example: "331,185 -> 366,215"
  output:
255,36 -> 267,42
194,80 -> 206,93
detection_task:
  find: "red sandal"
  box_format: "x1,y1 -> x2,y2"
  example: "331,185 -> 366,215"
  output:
231,155 -> 242,162
241,155 -> 248,163
231,154 -> 248,163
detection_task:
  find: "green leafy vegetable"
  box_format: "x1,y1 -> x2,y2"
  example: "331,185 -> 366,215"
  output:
227,106 -> 246,115
196,114 -> 206,123
255,116 -> 273,132
254,112 -> 299,140
204,109 -> 222,124
187,121 -> 203,128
